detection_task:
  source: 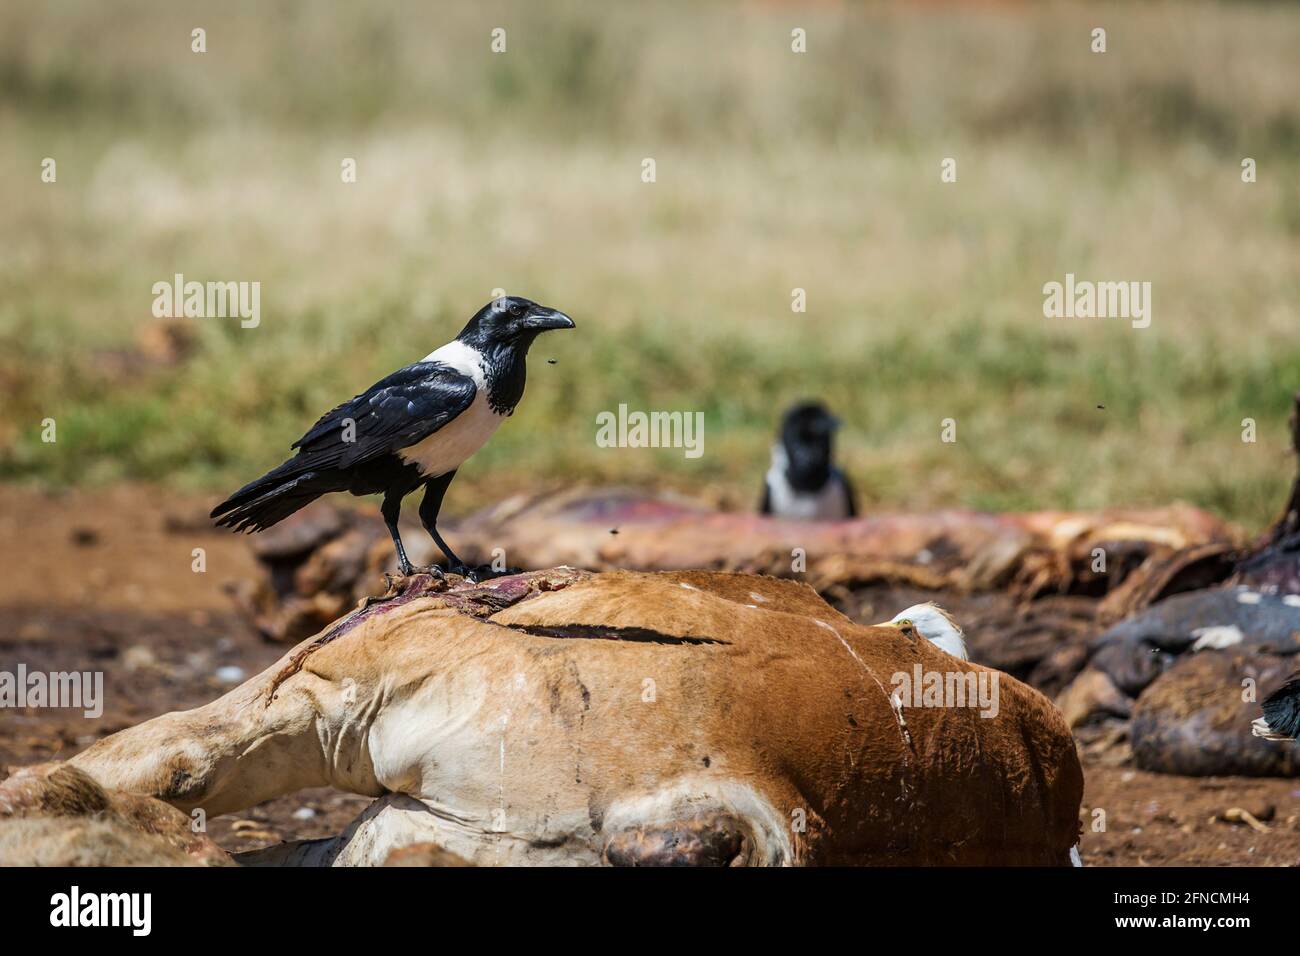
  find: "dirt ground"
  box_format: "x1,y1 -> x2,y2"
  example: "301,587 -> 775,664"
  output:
1,485 -> 1297,865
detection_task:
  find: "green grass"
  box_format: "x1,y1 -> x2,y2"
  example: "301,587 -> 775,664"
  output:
2,1 -> 1299,529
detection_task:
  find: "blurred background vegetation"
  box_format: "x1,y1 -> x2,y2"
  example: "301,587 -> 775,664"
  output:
1,0 -> 1298,527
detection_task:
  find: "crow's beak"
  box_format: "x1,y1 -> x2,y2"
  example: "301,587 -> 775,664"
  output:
525,309 -> 576,331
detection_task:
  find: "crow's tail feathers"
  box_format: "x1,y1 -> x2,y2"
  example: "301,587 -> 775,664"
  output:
209,460 -> 336,534
1252,675 -> 1300,742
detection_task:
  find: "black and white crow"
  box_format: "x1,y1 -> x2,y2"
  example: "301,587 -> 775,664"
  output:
210,296 -> 574,577
759,401 -> 857,520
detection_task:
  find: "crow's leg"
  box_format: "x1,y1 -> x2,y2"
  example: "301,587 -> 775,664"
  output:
419,471 -> 476,578
381,490 -> 422,577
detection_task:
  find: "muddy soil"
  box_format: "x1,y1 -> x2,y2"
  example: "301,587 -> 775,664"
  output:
1,485 -> 1297,865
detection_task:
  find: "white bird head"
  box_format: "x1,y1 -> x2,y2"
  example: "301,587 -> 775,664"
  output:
876,602 -> 968,660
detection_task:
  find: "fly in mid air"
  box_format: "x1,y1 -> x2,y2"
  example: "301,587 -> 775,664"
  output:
210,296 -> 575,579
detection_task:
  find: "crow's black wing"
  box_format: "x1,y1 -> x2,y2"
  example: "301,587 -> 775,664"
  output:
1260,675 -> 1300,741
290,361 -> 477,470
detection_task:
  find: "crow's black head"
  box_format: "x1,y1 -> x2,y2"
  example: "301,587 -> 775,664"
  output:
779,401 -> 841,491
458,296 -> 575,352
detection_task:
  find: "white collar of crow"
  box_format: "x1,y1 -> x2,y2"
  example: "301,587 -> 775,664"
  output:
880,603 -> 968,660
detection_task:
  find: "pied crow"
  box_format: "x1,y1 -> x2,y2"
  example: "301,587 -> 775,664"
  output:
211,296 -> 574,578
760,401 -> 857,520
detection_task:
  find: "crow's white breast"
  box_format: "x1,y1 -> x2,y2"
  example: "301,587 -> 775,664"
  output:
397,341 -> 507,478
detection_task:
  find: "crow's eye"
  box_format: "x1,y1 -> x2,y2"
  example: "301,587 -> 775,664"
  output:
510,304 -> 524,317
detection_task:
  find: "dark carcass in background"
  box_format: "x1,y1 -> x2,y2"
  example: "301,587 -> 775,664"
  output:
1060,393 -> 1300,775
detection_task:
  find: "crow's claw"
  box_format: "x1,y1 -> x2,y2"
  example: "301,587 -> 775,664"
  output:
398,563 -> 446,580
448,562 -> 478,583
452,564 -> 522,580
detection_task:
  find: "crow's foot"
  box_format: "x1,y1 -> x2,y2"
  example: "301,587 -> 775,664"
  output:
447,562 -> 479,583
394,562 -> 519,585
458,563 -> 527,582
403,564 -> 448,580
394,561 -> 477,583
374,567 -> 447,604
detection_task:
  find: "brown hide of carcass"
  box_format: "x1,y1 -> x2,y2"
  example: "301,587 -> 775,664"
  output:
0,762 -> 232,866
69,569 -> 1083,865
461,490 -> 1232,584
238,489 -> 1238,644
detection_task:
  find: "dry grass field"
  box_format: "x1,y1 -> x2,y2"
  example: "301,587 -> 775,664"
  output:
1,1 -> 1298,527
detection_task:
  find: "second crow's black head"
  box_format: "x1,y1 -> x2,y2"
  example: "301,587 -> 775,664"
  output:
457,296 -> 575,353
779,401 -> 841,491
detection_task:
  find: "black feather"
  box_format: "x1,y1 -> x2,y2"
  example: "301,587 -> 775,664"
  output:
210,362 -> 477,531
289,362 -> 476,467
1260,676 -> 1300,741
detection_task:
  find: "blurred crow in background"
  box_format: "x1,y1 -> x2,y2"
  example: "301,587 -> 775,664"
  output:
760,401 -> 857,520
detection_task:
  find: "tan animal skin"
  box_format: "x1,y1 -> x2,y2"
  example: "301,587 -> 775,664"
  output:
0,762 -> 232,866
66,568 -> 1083,866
